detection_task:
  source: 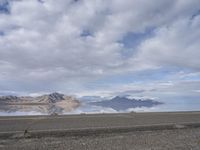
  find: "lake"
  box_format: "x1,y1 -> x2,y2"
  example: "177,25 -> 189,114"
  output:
0,92 -> 200,116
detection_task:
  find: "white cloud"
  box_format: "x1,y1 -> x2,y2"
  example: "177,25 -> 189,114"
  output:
0,0 -> 200,94
135,15 -> 200,70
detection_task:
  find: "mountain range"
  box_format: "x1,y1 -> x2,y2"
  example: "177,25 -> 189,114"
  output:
90,96 -> 163,111
0,92 -> 79,105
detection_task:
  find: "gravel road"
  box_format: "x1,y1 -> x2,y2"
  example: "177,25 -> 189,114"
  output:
1,128 -> 200,150
1,112 -> 200,150
0,112 -> 200,133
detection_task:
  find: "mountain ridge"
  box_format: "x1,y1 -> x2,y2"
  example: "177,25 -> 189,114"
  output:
90,96 -> 163,111
0,92 -> 79,105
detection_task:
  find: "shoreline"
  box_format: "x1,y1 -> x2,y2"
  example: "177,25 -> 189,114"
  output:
0,110 -> 200,118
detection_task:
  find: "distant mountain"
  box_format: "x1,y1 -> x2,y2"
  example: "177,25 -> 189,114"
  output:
36,92 -> 65,103
90,96 -> 163,111
0,92 -> 80,105
0,92 -> 80,115
0,95 -> 21,104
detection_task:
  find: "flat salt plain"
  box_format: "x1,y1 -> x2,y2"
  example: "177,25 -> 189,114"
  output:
0,111 -> 200,149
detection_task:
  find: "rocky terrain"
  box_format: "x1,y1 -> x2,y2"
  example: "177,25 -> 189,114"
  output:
1,128 -> 200,150
0,92 -> 79,105
0,93 -> 80,114
0,112 -> 200,150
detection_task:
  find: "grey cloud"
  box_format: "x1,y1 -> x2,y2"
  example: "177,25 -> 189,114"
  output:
135,14 -> 200,71
0,0 -> 200,93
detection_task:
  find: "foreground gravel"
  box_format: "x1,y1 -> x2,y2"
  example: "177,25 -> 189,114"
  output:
1,128 -> 200,150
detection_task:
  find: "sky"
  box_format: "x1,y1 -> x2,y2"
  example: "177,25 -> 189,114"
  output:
0,0 -> 200,97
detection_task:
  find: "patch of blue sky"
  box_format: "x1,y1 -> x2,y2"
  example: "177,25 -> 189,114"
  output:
191,9 -> 200,20
0,0 -> 10,14
37,0 -> 44,4
0,31 -> 4,36
180,73 -> 200,81
84,67 -> 181,90
71,0 -> 80,4
167,67 -> 200,81
80,29 -> 92,37
184,76 -> 200,81
118,27 -> 155,58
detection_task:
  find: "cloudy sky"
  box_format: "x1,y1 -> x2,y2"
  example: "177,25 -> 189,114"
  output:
0,0 -> 200,96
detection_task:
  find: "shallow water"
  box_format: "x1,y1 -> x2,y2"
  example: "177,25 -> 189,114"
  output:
0,93 -> 200,116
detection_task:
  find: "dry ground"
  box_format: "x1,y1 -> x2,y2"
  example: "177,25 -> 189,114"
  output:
1,128 -> 200,150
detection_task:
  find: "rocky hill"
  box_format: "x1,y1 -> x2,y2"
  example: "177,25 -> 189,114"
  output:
0,92 -> 80,105
90,96 -> 163,111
